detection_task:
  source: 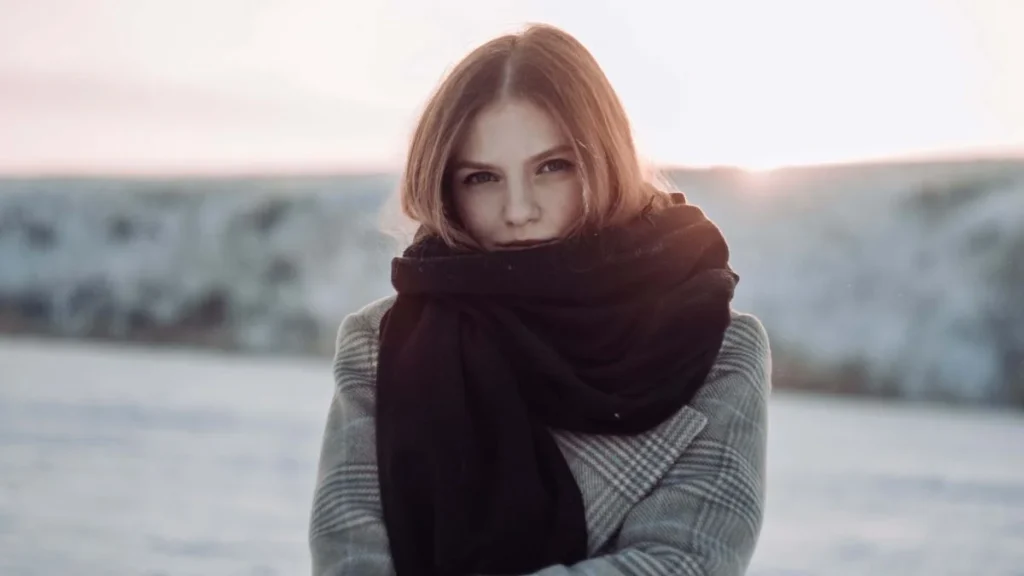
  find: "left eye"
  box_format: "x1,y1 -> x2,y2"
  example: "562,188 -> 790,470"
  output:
538,159 -> 573,174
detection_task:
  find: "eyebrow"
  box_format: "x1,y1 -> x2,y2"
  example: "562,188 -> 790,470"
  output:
452,144 -> 574,171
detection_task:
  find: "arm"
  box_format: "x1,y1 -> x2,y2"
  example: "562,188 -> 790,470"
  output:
524,314 -> 771,576
309,311 -> 396,576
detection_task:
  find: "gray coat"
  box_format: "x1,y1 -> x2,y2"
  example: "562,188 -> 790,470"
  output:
310,295 -> 771,575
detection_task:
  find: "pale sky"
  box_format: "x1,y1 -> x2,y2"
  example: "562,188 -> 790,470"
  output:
1,0 -> 1022,174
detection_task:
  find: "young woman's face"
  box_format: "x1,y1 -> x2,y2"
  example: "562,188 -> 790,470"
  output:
450,99 -> 584,251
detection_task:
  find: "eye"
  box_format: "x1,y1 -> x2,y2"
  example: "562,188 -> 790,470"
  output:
462,171 -> 499,186
538,158 -> 574,174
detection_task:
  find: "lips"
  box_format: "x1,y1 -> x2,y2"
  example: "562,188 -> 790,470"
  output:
494,238 -> 555,250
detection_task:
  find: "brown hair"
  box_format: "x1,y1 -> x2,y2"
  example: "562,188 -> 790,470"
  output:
398,23 -> 674,248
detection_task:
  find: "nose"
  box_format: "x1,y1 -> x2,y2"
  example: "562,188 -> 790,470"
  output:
502,179 -> 540,227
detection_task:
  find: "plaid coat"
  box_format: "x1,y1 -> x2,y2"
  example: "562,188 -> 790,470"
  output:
310,295 -> 771,575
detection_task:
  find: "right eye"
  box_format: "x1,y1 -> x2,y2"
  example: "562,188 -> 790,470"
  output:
462,171 -> 498,186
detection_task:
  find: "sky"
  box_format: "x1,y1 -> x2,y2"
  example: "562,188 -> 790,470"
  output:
0,0 -> 1022,174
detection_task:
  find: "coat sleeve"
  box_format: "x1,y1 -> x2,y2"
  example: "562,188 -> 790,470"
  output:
521,313 -> 772,576
309,310 -> 397,576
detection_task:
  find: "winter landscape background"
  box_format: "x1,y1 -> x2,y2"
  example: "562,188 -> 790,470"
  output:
2,158 -> 1022,405
2,158 -> 1024,575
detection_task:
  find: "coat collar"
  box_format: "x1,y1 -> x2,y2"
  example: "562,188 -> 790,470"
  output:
553,404 -> 709,553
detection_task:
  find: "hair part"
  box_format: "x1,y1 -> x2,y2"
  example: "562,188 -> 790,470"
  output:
398,23 -> 674,249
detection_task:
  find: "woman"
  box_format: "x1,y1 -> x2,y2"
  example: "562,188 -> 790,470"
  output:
310,23 -> 770,576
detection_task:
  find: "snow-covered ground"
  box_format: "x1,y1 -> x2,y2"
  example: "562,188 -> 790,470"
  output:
1,337 -> 1022,576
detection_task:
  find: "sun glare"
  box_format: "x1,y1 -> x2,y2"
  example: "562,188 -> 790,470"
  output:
737,160 -> 785,174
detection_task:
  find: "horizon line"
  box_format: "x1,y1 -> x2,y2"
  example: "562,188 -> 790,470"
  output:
2,147 -> 1023,180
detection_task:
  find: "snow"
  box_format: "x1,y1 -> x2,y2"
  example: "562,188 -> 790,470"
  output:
1,338 -> 1022,576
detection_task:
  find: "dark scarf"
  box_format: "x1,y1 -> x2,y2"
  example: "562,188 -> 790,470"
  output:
375,193 -> 737,576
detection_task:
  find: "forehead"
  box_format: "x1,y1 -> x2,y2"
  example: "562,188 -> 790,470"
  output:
455,99 -> 568,164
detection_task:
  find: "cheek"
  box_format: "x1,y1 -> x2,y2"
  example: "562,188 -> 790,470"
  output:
453,191 -> 498,232
541,179 -> 584,224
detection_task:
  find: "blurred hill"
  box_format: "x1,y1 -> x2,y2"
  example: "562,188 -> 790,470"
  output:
1,158 -> 1021,406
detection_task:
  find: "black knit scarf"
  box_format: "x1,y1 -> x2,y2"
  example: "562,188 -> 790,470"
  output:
375,194 -> 737,576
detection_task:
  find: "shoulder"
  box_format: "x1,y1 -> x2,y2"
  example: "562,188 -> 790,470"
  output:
717,310 -> 772,391
334,294 -> 396,349
722,311 -> 771,370
332,294 -> 396,391
690,310 -> 772,418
